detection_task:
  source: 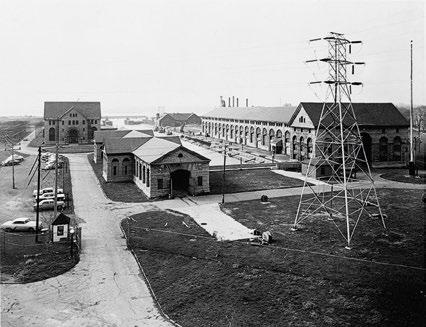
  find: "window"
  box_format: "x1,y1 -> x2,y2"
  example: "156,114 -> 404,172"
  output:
396,128 -> 399,133
76,120 -> 79,125
197,176 -> 203,186
142,166 -> 146,183
57,225 -> 64,236
83,120 -> 85,125
113,166 -> 117,175
68,121 -> 71,125
95,120 -> 98,124
62,121 -> 64,125
158,179 -> 163,189
146,168 -> 150,187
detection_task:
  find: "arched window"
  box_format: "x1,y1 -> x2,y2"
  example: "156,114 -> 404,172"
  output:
142,166 -> 146,183
276,130 -> 282,139
292,136 -> 298,159
256,127 -> 261,142
307,138 -> 313,158
284,131 -> 291,155
49,127 -> 55,141
262,128 -> 267,145
250,127 -> 254,143
230,126 -> 234,139
393,136 -> 401,161
379,137 -> 388,161
222,124 -> 226,137
112,158 -> 119,176
146,168 -> 150,187
300,137 -> 305,160
122,158 -> 130,175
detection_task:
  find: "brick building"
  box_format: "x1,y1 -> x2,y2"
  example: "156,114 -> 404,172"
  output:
101,135 -> 210,198
202,102 -> 409,167
43,102 -> 101,144
289,103 -> 409,167
201,105 -> 296,153
93,129 -> 154,163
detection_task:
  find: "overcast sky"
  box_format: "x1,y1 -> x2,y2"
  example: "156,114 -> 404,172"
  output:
0,0 -> 424,117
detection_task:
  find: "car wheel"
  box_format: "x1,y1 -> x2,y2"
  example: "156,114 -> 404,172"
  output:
5,227 -> 12,232
29,228 -> 35,232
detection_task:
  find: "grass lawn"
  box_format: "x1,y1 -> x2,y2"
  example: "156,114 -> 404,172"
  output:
87,154 -> 151,202
123,188 -> 424,327
380,169 -> 425,185
209,168 -> 306,194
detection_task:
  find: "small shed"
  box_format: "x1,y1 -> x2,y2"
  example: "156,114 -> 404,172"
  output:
301,158 -> 333,179
51,213 -> 70,242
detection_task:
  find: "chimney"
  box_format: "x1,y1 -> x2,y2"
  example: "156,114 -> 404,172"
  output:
246,98 -> 248,107
236,98 -> 239,107
232,96 -> 235,107
228,97 -> 231,107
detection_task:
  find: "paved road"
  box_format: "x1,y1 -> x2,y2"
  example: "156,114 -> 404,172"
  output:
1,154 -> 172,327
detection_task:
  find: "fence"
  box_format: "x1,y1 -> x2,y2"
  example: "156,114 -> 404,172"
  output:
0,227 -> 81,261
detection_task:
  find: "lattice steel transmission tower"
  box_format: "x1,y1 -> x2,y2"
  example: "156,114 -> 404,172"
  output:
292,32 -> 387,249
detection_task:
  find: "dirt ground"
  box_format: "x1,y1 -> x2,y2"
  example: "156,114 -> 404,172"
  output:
124,188 -> 425,327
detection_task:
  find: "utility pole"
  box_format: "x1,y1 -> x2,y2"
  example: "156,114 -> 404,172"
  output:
409,40 -> 415,176
221,142 -> 227,204
11,142 -> 15,189
53,118 -> 60,222
293,32 -> 386,249
35,147 -> 41,243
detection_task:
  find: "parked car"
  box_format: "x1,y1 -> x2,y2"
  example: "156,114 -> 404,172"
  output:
1,217 -> 43,232
34,199 -> 65,211
34,193 -> 65,203
42,161 -> 63,170
33,187 -> 64,198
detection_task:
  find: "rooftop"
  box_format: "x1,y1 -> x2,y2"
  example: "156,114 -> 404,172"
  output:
292,102 -> 409,127
202,106 -> 296,123
44,102 -> 101,120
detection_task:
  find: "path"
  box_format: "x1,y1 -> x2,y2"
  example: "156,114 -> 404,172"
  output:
1,154 -> 172,327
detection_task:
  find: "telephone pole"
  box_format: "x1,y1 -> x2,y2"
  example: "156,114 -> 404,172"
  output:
53,118 -> 60,222
35,147 -> 42,242
408,40 -> 415,176
293,32 -> 386,249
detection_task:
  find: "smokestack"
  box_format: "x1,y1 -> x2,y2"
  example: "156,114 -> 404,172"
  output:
220,96 -> 223,107
236,98 -> 239,107
246,98 -> 248,107
228,97 -> 231,107
232,96 -> 235,107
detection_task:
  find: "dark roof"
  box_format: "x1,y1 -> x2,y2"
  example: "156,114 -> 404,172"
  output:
52,213 -> 70,225
94,130 -> 129,143
291,102 -> 409,127
202,106 -> 296,123
94,129 -> 154,143
160,113 -> 197,122
104,137 -> 151,154
44,102 -> 101,119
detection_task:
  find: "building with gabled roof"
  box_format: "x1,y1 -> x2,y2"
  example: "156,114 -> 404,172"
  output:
201,102 -> 409,167
101,134 -> 210,198
93,129 -> 154,163
155,112 -> 201,128
288,102 -> 409,167
43,101 -> 101,145
201,105 -> 296,153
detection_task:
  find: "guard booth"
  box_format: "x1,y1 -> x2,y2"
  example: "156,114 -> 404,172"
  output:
51,213 -> 70,242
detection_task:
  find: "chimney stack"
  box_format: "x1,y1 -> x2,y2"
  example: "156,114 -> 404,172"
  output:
220,96 -> 223,107
228,97 -> 231,107
246,98 -> 248,107
232,96 -> 235,107
236,98 -> 239,107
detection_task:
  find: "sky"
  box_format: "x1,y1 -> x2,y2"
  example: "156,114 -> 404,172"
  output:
0,0 -> 424,117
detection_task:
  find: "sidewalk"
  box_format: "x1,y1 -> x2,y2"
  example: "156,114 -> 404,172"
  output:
176,203 -> 253,241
